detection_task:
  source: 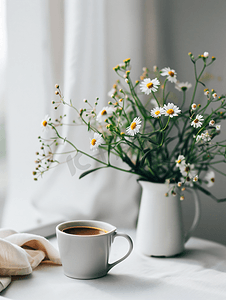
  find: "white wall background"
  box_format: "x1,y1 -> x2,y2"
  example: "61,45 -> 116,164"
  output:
0,0 -> 226,244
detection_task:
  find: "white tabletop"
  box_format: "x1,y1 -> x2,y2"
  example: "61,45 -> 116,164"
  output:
1,229 -> 226,300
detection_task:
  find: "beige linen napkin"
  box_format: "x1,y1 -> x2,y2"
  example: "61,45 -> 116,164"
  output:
0,228 -> 61,292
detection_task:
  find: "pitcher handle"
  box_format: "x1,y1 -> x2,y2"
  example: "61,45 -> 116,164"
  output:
184,188 -> 201,243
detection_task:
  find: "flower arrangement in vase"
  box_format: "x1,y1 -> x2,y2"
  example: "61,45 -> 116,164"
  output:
33,52 -> 226,204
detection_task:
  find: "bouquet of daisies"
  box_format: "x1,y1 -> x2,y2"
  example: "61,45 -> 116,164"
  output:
33,52 -> 226,202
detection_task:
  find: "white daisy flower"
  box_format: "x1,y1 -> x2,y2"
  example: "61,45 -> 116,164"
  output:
150,106 -> 164,118
90,133 -> 104,151
203,52 -> 209,58
209,120 -> 215,127
193,175 -> 199,182
213,93 -> 217,98
96,106 -> 115,123
204,170 -> 215,187
204,90 -> 209,96
191,114 -> 204,128
201,130 -> 211,142
215,124 -> 221,131
179,163 -> 195,177
161,67 -> 177,83
126,117 -> 142,136
191,103 -> 197,110
140,78 -> 160,95
175,81 -> 192,92
195,135 -> 202,143
163,103 -> 181,118
41,115 -> 50,132
175,155 -> 186,167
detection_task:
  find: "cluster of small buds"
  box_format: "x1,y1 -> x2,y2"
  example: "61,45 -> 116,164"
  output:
113,65 -> 120,72
113,58 -> 131,72
123,58 -> 131,68
124,71 -> 131,84
175,155 -> 199,192
81,98 -> 98,118
201,52 -> 209,58
190,103 -> 201,111
188,52 -> 194,60
204,88 -> 209,96
54,84 -> 61,96
135,80 -> 140,87
196,130 -> 212,143
211,90 -> 217,99
189,52 -> 216,63
33,136 -> 60,180
124,70 -> 130,78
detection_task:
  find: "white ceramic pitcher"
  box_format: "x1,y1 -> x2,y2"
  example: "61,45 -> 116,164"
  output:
136,181 -> 201,257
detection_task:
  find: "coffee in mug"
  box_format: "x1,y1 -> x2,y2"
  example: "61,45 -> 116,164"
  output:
62,226 -> 108,236
56,220 -> 133,279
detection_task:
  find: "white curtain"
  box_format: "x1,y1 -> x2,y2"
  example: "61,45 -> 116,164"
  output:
2,0 -> 148,231
3,0 -> 226,245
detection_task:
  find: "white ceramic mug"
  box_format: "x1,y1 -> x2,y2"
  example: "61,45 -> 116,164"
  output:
56,220 -> 133,279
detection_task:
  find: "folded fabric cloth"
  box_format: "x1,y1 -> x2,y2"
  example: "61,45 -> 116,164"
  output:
0,228 -> 61,292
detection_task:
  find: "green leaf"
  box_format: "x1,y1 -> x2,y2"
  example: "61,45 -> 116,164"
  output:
79,167 -> 107,179
139,149 -> 152,168
198,80 -> 206,87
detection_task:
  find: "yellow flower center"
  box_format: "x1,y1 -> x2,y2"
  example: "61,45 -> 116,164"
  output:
91,139 -> 96,146
155,110 -> 160,115
177,159 -> 181,164
130,122 -> 137,130
168,71 -> 174,77
166,109 -> 174,115
211,178 -> 215,182
101,109 -> 107,115
146,82 -> 153,89
42,120 -> 47,127
194,119 -> 199,123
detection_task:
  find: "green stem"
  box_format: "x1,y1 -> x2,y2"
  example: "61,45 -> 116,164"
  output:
151,91 -> 160,107
162,78 -> 167,105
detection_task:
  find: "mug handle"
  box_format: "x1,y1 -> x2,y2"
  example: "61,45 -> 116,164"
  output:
107,232 -> 133,272
184,188 -> 201,243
